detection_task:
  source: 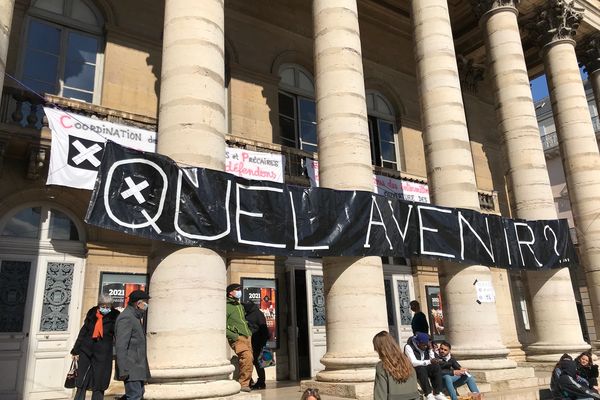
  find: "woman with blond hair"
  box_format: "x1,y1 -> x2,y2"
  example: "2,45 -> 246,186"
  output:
373,331 -> 420,400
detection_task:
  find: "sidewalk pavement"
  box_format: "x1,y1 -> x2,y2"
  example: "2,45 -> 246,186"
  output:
256,381 -> 348,400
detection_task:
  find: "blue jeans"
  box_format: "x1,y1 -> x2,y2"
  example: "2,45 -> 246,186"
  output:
442,374 -> 479,400
124,380 -> 145,400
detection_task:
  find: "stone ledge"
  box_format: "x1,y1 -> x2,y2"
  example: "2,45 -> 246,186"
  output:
470,367 -> 535,382
301,380 -> 374,400
110,394 -> 261,400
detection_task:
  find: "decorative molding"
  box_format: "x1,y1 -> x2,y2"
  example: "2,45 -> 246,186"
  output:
525,0 -> 584,48
577,33 -> 600,74
40,262 -> 74,332
457,55 -> 486,93
471,0 -> 519,20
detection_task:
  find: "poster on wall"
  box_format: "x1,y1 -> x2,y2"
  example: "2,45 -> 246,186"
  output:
99,272 -> 148,312
241,278 -> 278,349
425,286 -> 445,341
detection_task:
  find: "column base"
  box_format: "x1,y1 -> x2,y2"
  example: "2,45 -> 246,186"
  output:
525,342 -> 591,362
144,380 -> 248,400
301,380 -> 374,400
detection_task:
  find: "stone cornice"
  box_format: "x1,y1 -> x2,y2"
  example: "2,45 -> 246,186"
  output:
525,0 -> 584,48
577,33 -> 600,74
471,0 -> 519,20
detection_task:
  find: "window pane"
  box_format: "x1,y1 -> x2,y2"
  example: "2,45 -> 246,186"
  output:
299,98 -> 316,123
33,0 -> 64,15
302,143 -> 318,154
62,87 -> 93,102
300,121 -> 317,147
67,32 -> 98,64
279,116 -> 296,146
49,209 -> 79,240
280,68 -> 295,87
27,20 -> 60,54
298,71 -> 314,93
71,0 -> 99,26
0,261 -> 32,332
1,207 -> 41,238
381,142 -> 397,163
64,61 -> 95,91
23,50 -> 59,84
378,121 -> 395,142
278,93 -> 295,118
22,77 -> 58,96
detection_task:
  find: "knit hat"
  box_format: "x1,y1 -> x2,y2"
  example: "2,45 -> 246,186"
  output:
128,290 -> 150,303
226,283 -> 241,293
415,332 -> 430,344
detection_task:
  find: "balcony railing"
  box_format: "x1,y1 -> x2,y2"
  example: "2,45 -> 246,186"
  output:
0,88 -> 498,211
541,115 -> 600,151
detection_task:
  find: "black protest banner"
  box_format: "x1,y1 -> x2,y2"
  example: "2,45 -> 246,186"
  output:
85,142 -> 577,270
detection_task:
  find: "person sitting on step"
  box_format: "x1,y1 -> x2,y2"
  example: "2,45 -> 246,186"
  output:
404,332 -> 446,400
435,340 -> 481,400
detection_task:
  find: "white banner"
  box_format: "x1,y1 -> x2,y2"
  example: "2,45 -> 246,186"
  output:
225,147 -> 285,183
306,158 -> 430,203
45,107 -> 156,190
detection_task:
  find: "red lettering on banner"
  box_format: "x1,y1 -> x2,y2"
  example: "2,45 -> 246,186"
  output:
60,115 -> 73,128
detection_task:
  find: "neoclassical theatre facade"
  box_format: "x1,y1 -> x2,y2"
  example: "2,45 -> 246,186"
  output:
1,0 -> 600,399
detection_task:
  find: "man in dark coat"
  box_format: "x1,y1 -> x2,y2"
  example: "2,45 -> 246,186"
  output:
243,301 -> 270,390
115,290 -> 151,400
71,294 -> 120,400
551,357 -> 600,399
410,300 -> 429,335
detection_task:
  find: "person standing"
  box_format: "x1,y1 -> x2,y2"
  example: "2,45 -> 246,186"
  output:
410,300 -> 429,335
243,301 -> 269,390
373,331 -> 420,400
70,294 -> 120,400
115,290 -> 151,400
226,283 -> 253,392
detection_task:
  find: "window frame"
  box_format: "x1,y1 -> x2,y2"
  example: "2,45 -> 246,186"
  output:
366,91 -> 399,170
18,0 -> 105,104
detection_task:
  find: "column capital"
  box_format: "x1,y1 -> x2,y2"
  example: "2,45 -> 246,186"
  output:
457,54 -> 485,94
526,0 -> 584,49
577,33 -> 600,74
471,0 -> 519,20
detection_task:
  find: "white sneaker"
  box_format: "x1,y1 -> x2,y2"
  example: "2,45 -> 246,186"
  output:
434,394 -> 447,400
426,394 -> 436,400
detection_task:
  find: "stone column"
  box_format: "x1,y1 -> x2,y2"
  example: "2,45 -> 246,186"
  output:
144,1 -> 243,399
305,1 -> 389,398
527,0 -> 600,357
477,0 -> 588,362
0,0 -> 15,95
579,34 -> 600,347
411,0 -> 514,370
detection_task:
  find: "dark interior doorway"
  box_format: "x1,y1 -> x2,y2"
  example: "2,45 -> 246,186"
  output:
295,269 -> 311,378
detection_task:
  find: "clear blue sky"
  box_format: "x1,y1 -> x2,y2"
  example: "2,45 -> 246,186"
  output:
531,67 -> 588,101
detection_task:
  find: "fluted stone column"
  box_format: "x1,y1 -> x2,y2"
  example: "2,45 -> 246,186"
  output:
477,0 -> 588,362
305,1 -> 389,397
411,0 -> 514,370
144,1 -> 244,399
527,0 -> 600,358
0,0 -> 15,95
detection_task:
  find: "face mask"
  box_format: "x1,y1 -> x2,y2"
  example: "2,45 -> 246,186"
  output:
234,290 -> 242,299
99,307 -> 111,315
139,302 -> 148,311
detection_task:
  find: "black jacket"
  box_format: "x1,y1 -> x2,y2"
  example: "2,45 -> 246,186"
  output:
411,311 -> 429,335
71,306 -> 120,390
577,363 -> 599,390
551,360 -> 600,400
436,355 -> 462,376
243,302 -> 269,351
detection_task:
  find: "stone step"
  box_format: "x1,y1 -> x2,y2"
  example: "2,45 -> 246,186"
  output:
471,367 -> 535,382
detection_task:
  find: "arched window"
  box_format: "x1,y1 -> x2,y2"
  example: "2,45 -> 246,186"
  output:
278,64 -> 317,153
367,91 -> 398,169
1,206 -> 80,241
20,0 -> 104,103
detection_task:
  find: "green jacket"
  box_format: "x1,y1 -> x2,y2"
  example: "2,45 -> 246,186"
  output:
226,297 -> 252,342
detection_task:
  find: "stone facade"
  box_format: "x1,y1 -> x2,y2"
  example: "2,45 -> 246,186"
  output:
0,0 -> 600,399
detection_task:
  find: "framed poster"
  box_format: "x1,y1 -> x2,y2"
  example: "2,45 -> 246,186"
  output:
241,278 -> 278,349
425,285 -> 446,341
99,272 -> 148,312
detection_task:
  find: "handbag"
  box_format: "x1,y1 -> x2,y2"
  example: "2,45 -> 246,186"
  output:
64,359 -> 78,389
257,347 -> 275,368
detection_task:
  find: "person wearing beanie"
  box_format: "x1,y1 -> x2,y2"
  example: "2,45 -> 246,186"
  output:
404,332 -> 445,400
114,290 -> 151,400
226,283 -> 253,392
